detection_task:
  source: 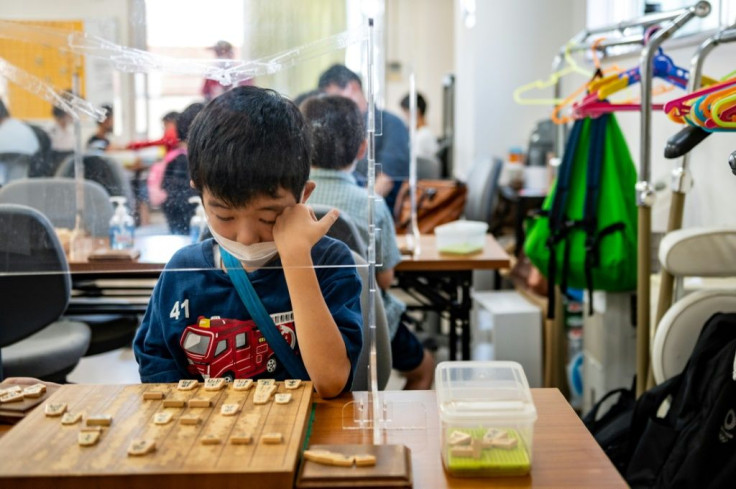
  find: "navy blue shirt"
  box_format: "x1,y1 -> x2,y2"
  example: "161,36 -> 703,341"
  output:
134,237 -> 363,391
354,109 -> 410,212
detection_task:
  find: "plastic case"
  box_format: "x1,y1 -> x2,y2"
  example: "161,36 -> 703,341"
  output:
434,220 -> 488,254
435,361 -> 537,477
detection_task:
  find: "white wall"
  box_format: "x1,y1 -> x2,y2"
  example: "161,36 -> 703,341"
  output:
384,0 -> 455,134
453,0 -> 586,178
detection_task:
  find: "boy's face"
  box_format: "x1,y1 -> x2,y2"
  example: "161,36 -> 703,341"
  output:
201,183 -> 314,245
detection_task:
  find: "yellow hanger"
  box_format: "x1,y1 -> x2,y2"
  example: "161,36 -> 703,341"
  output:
513,40 -> 593,105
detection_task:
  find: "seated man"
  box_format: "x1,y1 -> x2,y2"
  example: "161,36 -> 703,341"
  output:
300,94 -> 434,390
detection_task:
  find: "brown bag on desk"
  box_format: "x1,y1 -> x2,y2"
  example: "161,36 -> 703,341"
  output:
393,180 -> 467,234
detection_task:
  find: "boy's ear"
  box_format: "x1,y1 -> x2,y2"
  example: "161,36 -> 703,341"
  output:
356,139 -> 367,161
301,181 -> 316,203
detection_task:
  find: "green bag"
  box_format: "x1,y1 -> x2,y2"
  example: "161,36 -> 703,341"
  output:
524,114 -> 637,317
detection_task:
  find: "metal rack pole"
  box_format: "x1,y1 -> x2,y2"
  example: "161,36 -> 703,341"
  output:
636,1 -> 711,397
654,25 -> 736,332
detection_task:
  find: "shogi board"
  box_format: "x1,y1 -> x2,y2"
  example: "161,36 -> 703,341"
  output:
0,382 -> 313,489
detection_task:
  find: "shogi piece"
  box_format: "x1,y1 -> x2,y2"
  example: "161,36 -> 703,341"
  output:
354,454 -> 377,467
44,402 -> 67,417
177,379 -> 198,391
162,399 -> 185,408
220,403 -> 240,416
261,433 -> 283,444
143,391 -> 165,400
448,430 -> 472,446
204,378 -> 226,391
128,439 -> 156,456
180,414 -> 200,425
284,379 -> 302,390
187,398 -> 211,408
0,391 -> 24,403
230,433 -> 253,445
78,431 -> 101,447
232,379 -> 253,391
201,434 -> 221,445
86,415 -> 112,427
153,412 -> 174,425
274,393 -> 292,405
22,384 -> 46,398
61,412 -> 83,425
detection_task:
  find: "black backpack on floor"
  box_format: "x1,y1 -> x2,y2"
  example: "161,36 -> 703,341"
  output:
624,312 -> 736,489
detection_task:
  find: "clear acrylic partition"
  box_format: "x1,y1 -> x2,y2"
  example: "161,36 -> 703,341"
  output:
0,0 -> 424,441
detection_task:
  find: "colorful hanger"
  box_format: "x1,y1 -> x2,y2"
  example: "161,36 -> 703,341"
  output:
513,41 -> 593,105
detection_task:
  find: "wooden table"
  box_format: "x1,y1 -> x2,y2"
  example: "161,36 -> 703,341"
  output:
309,389 -> 627,488
394,234 -> 510,360
0,388 -> 627,488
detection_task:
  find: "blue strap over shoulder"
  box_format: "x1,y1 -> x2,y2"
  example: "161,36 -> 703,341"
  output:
221,249 -> 309,379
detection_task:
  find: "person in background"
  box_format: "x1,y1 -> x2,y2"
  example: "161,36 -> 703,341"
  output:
301,94 -> 434,390
127,111 -> 180,153
318,64 -> 409,213
134,86 -> 362,398
48,92 -> 76,152
86,104 -> 114,151
201,41 -> 254,102
400,92 -> 440,162
161,103 -> 202,235
0,98 -> 40,155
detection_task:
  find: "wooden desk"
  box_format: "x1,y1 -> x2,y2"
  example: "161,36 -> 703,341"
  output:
394,235 -> 510,360
310,388 -> 626,488
0,388 -> 626,488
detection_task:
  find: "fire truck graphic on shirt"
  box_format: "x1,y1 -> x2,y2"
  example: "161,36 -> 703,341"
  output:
180,313 -> 296,380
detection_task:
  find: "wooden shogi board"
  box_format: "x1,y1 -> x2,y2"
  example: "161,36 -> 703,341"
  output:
0,382 -> 313,489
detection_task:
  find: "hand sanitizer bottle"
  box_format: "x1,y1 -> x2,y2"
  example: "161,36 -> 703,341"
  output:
189,196 -> 207,244
109,197 -> 135,249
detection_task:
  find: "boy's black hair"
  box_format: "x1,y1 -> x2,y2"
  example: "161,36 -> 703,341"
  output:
176,103 -> 203,141
400,93 -> 427,116
188,86 -> 311,207
98,104 -> 113,126
162,111 -> 180,124
318,64 -> 362,90
301,95 -> 364,171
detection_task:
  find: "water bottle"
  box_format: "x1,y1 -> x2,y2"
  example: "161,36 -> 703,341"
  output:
189,196 -> 207,244
109,197 -> 135,249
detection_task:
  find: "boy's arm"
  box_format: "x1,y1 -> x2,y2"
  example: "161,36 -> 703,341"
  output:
133,284 -> 189,383
274,204 -> 353,399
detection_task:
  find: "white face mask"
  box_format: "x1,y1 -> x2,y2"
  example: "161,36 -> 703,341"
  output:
208,224 -> 278,269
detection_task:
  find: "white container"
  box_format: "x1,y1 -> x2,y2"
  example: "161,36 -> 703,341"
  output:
435,361 -> 537,477
434,220 -> 488,254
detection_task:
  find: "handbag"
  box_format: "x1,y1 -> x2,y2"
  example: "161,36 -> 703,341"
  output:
221,249 -> 309,379
393,179 -> 467,234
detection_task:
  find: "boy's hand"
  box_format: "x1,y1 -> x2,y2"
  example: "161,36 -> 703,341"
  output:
273,204 -> 338,263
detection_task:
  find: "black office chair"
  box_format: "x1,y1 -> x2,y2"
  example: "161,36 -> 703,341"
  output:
0,153 -> 33,187
310,204 -> 368,258
27,125 -> 54,177
464,157 -> 503,228
56,153 -> 135,206
0,204 -> 91,382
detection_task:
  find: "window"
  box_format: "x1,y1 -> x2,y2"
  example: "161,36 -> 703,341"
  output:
214,339 -> 228,357
182,332 -> 211,356
235,333 -> 247,349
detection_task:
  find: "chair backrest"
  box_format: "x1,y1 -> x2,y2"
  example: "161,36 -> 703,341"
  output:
27,125 -> 53,177
56,153 -> 135,205
310,204 -> 367,258
416,156 -> 442,180
464,156 -> 503,224
652,228 -> 736,384
350,251 -> 392,391
0,177 -> 114,237
0,152 -> 33,187
0,203 -> 71,348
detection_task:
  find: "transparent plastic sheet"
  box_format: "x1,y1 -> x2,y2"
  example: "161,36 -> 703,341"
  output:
0,20 -> 368,87
0,57 -> 105,122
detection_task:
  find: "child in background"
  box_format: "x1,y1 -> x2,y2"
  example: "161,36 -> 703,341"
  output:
301,94 -> 434,390
134,86 -> 363,398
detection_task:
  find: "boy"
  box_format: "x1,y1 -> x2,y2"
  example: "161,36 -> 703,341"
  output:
134,86 -> 363,398
301,94 -> 434,390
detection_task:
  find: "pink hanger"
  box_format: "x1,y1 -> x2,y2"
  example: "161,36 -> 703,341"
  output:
572,92 -> 664,119
663,77 -> 736,117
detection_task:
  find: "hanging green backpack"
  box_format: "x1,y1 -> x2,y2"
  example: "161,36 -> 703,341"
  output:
524,114 -> 638,318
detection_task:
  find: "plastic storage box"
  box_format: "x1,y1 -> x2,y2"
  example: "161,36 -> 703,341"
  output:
434,220 -> 488,254
435,361 -> 537,477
